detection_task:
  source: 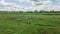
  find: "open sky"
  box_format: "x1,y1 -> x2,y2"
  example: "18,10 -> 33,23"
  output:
0,0 -> 60,11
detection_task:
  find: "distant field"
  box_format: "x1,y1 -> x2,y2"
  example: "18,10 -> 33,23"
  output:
0,13 -> 60,34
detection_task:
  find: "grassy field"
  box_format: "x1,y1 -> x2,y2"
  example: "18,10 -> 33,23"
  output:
0,13 -> 60,34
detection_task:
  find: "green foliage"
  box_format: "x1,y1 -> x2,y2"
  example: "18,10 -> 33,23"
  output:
0,12 -> 60,34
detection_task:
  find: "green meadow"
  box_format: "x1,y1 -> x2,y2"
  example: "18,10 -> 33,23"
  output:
0,12 -> 60,34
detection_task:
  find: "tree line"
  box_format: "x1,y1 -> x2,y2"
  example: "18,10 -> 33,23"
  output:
0,10 -> 60,13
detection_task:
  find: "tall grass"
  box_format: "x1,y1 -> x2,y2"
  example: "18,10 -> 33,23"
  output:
0,12 -> 60,34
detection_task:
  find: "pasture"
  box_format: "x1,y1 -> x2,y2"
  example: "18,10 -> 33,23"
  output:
0,13 -> 60,34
